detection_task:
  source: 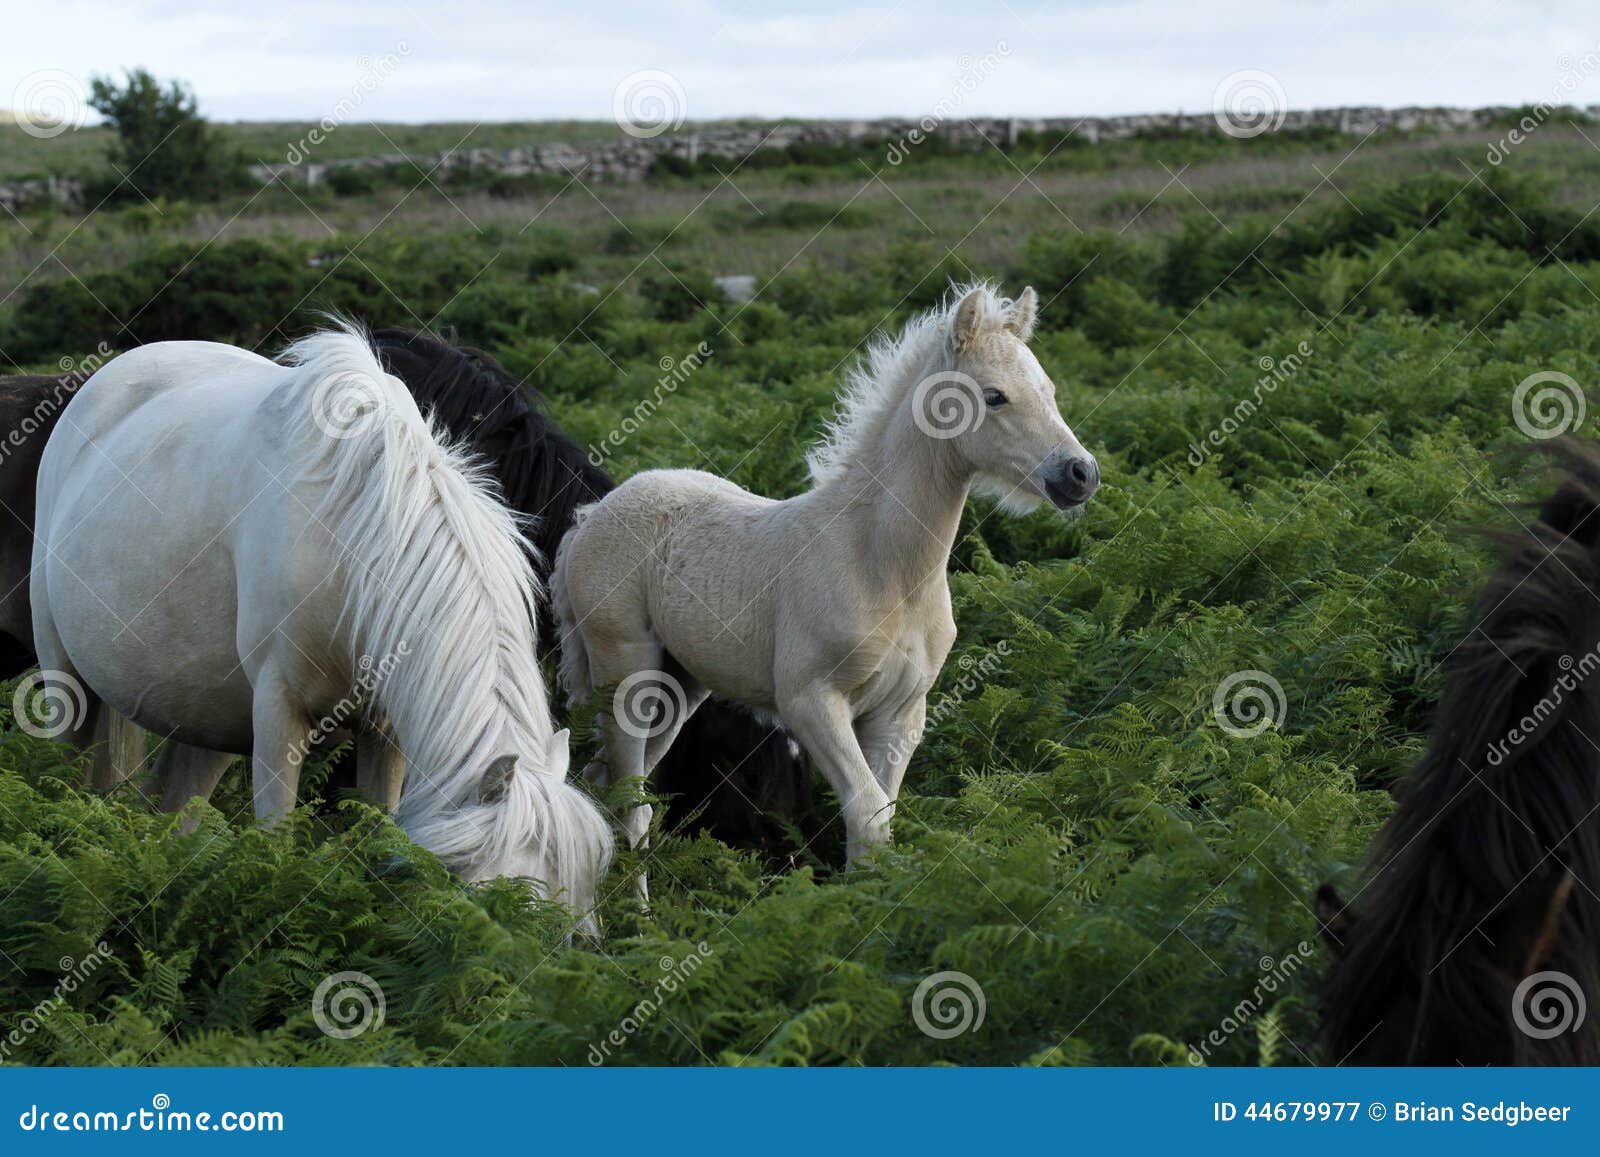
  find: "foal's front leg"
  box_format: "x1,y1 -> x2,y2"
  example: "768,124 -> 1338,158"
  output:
779,684 -> 892,863
250,673 -> 312,824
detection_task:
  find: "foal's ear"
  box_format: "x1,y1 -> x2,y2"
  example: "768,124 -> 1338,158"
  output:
1007,286 -> 1039,341
953,287 -> 991,350
1315,883 -> 1355,958
480,753 -> 518,803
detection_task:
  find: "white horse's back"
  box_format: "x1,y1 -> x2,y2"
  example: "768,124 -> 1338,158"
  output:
34,342 -> 303,748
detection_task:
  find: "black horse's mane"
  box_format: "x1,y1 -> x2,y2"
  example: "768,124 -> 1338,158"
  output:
1322,437 -> 1600,1064
371,328 -> 610,568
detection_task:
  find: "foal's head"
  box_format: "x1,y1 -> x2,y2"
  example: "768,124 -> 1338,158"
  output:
936,284 -> 1099,512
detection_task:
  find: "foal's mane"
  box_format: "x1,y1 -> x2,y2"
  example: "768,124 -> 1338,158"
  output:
1322,437 -> 1600,1063
806,281 -> 1020,486
279,322 -> 587,883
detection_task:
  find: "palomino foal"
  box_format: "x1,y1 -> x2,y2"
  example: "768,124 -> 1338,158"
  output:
554,284 -> 1099,884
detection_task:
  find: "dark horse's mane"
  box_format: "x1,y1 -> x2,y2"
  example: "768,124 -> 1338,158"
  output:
369,329 -> 816,858
1321,436 -> 1600,1064
371,329 -> 607,572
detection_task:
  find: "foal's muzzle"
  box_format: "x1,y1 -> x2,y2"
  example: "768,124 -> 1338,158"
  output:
1044,453 -> 1100,509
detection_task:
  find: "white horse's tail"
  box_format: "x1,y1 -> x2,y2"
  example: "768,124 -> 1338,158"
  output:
551,504 -> 597,706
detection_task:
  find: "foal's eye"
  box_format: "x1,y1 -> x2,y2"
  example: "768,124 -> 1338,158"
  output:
982,388 -> 1008,408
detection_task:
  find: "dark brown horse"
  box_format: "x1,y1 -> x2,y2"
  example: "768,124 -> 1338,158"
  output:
0,331 -> 816,859
1319,437 -> 1600,1064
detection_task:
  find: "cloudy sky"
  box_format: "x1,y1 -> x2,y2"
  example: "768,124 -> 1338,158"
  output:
4,0 -> 1597,125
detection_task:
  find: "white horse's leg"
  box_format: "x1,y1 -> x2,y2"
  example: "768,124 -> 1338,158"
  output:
855,695 -> 926,805
355,728 -> 405,813
249,674 -> 310,824
86,710 -> 148,794
779,685 -> 893,863
155,743 -> 238,833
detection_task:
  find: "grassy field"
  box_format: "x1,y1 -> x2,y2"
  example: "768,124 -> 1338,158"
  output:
1,118 -> 1597,1065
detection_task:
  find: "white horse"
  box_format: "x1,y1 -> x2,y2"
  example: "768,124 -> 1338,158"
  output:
31,324 -> 612,915
553,283 -> 1099,884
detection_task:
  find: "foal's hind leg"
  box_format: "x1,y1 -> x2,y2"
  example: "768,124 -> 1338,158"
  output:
587,634 -> 675,905
640,658 -> 711,776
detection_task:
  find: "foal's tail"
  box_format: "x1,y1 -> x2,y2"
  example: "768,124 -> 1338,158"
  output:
550,504 -> 597,706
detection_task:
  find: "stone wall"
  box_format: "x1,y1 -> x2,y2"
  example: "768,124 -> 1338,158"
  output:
241,106 -> 1597,189
4,105 -> 1591,210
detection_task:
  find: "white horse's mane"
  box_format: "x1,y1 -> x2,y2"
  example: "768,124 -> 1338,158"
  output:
278,321 -> 609,900
806,280 -> 1019,486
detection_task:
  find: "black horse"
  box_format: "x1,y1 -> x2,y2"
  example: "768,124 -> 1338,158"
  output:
1319,437 -> 1600,1064
0,332 -> 815,859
